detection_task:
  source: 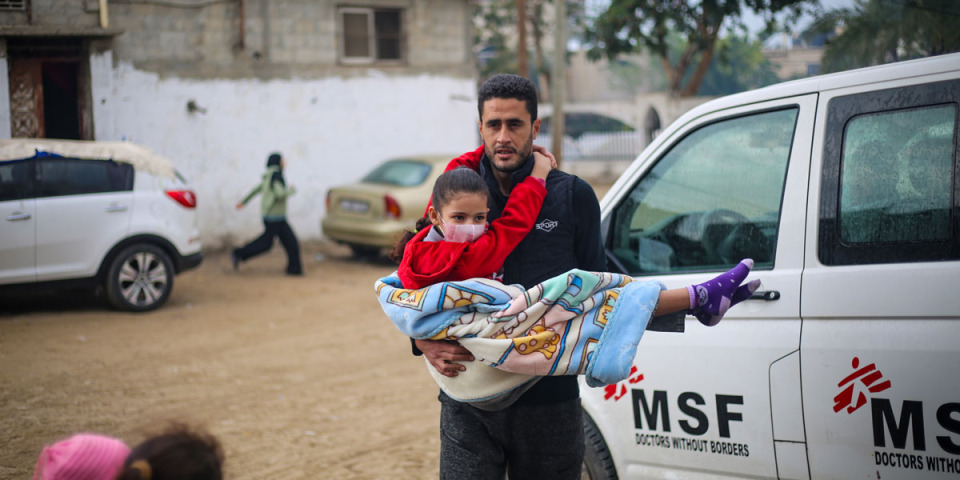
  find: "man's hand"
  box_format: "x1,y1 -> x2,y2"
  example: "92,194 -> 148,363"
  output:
415,339 -> 474,377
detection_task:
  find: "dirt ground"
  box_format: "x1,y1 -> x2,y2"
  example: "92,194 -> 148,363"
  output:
0,181 -> 614,480
0,241 -> 447,480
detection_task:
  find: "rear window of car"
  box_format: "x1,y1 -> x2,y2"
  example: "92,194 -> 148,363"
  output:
362,159 -> 432,187
0,159 -> 31,201
37,157 -> 134,198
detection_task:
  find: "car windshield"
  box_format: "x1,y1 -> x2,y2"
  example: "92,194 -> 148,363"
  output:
362,159 -> 432,187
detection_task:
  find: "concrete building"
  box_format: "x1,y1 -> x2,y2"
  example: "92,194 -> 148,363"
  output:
542,50 -> 711,180
765,46 -> 823,80
0,0 -> 477,248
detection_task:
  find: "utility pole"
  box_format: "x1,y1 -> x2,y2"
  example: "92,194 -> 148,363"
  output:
550,0 -> 566,166
517,0 -> 528,78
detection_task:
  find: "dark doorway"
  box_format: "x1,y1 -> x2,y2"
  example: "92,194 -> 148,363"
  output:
7,37 -> 89,140
41,62 -> 81,139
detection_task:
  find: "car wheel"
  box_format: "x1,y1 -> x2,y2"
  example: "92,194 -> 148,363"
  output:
105,244 -> 174,312
582,412 -> 618,480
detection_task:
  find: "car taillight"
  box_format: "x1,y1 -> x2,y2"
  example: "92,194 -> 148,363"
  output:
165,189 -> 197,208
385,195 -> 401,219
325,191 -> 331,211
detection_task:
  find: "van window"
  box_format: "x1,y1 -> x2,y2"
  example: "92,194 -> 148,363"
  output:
819,79 -> 959,265
840,105 -> 954,244
607,108 -> 796,274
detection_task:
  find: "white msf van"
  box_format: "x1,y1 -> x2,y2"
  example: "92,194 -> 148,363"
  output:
580,53 -> 960,480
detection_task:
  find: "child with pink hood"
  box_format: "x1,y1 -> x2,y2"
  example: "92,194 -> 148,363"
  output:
33,433 -> 130,480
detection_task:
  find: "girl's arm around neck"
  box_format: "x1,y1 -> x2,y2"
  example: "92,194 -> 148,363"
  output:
447,177 -> 547,281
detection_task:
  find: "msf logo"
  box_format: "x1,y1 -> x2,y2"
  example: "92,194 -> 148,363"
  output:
834,356 -> 960,455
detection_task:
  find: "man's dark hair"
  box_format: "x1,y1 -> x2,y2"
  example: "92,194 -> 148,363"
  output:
477,74 -> 538,122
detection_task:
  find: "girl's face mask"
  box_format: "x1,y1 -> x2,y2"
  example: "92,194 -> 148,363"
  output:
440,220 -> 488,243
431,191 -> 490,243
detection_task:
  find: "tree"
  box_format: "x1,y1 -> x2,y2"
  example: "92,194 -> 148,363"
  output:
584,0 -> 814,97
697,34 -> 781,95
474,0 -> 586,89
806,0 -> 960,73
517,0 -> 529,78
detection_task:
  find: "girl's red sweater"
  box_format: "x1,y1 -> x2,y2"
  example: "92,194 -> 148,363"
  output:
398,175 -> 546,290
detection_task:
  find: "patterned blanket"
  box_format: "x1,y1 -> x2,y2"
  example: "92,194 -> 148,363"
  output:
375,269 -> 665,404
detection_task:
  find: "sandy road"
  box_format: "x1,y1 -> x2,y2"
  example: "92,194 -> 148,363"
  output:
1,242 -> 446,480
0,179 -> 614,480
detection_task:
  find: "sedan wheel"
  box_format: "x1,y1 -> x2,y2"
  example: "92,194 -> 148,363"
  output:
106,244 -> 174,312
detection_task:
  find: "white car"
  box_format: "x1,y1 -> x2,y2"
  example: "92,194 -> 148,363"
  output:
535,112 -> 643,163
580,53 -> 960,480
0,139 -> 203,312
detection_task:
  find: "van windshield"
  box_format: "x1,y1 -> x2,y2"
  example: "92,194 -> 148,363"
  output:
608,108 -> 797,274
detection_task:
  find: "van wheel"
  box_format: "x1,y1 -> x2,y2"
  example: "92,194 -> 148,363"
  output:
105,244 -> 174,312
582,412 -> 618,480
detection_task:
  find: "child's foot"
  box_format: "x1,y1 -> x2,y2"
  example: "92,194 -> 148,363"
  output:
687,259 -> 760,326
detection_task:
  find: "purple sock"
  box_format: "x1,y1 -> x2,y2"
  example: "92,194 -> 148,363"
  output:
686,259 -> 759,326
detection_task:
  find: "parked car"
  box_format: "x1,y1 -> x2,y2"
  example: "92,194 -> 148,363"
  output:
535,112 -> 642,163
0,139 -> 202,312
321,154 -> 456,258
580,53 -> 960,480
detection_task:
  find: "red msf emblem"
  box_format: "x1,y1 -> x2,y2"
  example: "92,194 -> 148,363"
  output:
603,366 -> 645,402
833,357 -> 892,414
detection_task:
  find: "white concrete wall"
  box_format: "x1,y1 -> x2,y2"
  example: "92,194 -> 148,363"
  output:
0,40 -> 9,137
95,62 -> 478,249
89,49 -> 114,142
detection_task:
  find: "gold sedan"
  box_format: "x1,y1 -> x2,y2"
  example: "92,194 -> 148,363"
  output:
321,154 -> 457,258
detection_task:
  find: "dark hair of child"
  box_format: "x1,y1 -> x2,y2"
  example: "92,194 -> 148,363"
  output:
389,167 -> 488,264
115,422 -> 224,480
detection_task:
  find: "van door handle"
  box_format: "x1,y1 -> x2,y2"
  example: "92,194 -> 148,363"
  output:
750,290 -> 780,301
105,204 -> 128,213
6,212 -> 32,221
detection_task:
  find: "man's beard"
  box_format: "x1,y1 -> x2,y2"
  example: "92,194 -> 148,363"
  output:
486,136 -> 534,174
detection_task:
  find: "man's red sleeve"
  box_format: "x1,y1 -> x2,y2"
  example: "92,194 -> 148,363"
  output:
444,145 -> 483,172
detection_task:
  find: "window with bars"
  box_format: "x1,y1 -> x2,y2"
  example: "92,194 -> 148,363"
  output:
339,7 -> 403,63
0,0 -> 26,10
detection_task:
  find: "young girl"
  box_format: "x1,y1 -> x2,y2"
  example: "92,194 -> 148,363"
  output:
115,422 -> 223,480
391,153 -> 757,327
377,156 -> 760,406
33,433 -> 130,480
32,423 -> 223,480
232,152 -> 303,275
390,152 -> 554,289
